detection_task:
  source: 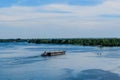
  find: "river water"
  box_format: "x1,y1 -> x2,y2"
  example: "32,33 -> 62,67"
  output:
0,42 -> 120,80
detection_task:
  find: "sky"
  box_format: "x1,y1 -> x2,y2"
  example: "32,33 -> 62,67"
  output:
0,0 -> 120,39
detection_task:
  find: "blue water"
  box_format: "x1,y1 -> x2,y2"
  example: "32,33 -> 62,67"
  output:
0,42 -> 120,80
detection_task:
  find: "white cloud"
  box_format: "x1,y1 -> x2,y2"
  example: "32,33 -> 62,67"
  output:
0,0 -> 120,38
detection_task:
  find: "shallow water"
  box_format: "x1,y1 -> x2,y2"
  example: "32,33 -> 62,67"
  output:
0,42 -> 120,80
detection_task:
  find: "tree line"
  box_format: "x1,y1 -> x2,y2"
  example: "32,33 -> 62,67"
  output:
0,38 -> 120,47
0,39 -> 27,42
28,38 -> 120,47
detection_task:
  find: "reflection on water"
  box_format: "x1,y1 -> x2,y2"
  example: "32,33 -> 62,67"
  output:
0,42 -> 120,80
65,69 -> 120,80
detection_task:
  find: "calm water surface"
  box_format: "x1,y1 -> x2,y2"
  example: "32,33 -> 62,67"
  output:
0,42 -> 120,80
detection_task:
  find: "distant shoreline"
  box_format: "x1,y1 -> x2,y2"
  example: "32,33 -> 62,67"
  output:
0,38 -> 120,47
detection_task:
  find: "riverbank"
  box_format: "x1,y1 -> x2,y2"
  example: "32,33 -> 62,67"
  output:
28,38 -> 120,47
0,38 -> 120,47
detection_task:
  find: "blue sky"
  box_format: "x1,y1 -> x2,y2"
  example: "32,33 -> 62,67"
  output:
0,0 -> 120,38
0,0 -> 103,7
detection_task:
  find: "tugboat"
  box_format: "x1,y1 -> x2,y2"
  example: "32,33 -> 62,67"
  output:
41,51 -> 65,57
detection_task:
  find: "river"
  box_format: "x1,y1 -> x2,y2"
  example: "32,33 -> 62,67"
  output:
0,42 -> 120,80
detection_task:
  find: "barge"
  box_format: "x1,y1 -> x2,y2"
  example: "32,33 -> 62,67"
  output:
41,51 -> 65,56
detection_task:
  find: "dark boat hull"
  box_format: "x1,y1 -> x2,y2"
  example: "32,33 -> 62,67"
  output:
41,51 -> 65,56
